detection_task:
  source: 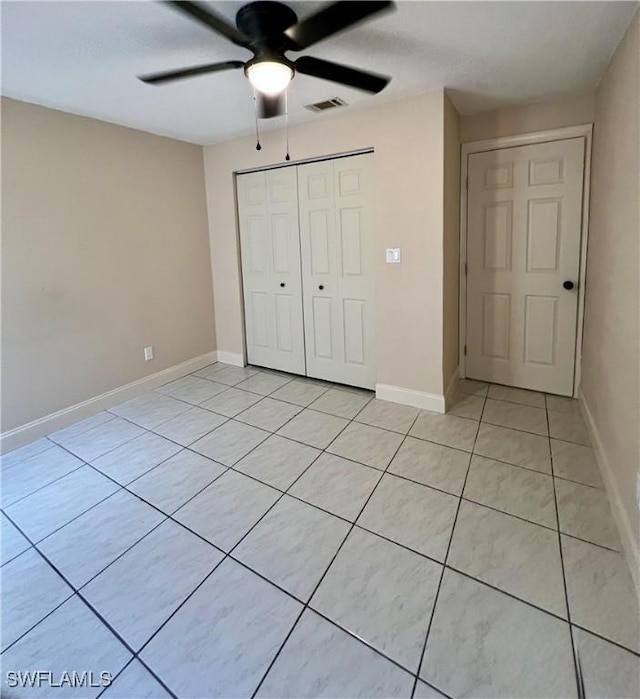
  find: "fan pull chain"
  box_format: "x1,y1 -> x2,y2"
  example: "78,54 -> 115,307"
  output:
284,85 -> 291,161
253,88 -> 262,151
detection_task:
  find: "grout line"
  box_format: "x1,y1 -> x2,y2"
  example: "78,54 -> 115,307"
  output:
264,382 -> 334,409
5,377 -> 624,584
0,381 -> 554,553
551,472 -> 605,492
546,399 -> 583,699
480,417 -> 549,439
21,438 -> 192,543
8,376 -> 348,603
249,406 -> 421,698
4,374 -> 629,697
47,413 -> 119,445
233,446 -> 382,486
94,410 -> 360,695
20,485 -> 129,548
0,562 -> 76,653
575,643 -> 586,699
62,433 -> 593,652
147,403 -> 232,435
303,606 -> 421,676
477,410 -> 591,449
457,494 -> 558,532
117,462 -> 229,521
305,607 -> 454,699
95,656 -> 137,699
484,398 -> 548,417
315,512 -> 626,636
470,443 -> 604,492
1,439 -> 58,469
127,396 -> 339,666
23,408 -> 235,537
101,363 -> 295,447
5,492 -> 634,694
485,396 -> 547,410
3,438 -> 232,657
11,373 -> 592,514
442,565 -> 570,624
569,623 -> 640,659
0,512 -> 180,699
4,392 -> 273,513
55,396 -> 629,654
1,462 -> 88,511
409,390 -> 486,697
0,544 -> 33,570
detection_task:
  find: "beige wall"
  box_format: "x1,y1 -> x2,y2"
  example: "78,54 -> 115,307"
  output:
582,12 -> 640,556
204,91 -> 448,397
443,93 -> 461,396
1,98 -> 216,432
460,91 -> 595,143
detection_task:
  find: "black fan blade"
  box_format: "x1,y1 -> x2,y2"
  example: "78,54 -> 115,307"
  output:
139,60 -> 244,84
295,56 -> 389,93
166,1 -> 248,47
285,1 -> 394,50
257,93 -> 285,119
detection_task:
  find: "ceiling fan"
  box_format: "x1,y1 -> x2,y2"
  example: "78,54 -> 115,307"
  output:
139,0 -> 395,118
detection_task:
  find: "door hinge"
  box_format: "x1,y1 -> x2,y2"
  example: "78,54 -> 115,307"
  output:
464,262 -> 468,276
464,345 -> 467,356
465,176 -> 468,190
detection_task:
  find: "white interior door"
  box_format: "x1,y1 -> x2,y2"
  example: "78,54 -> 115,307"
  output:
237,167 -> 306,374
466,138 -> 585,396
298,154 -> 375,389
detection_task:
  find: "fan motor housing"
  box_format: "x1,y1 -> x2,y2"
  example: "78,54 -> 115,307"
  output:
236,2 -> 297,41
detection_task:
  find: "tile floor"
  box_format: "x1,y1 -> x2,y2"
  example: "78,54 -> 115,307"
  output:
1,364 -> 639,698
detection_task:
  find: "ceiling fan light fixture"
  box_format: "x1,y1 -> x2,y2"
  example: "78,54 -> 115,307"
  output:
246,60 -> 293,95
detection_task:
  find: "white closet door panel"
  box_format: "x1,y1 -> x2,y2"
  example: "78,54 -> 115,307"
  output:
237,167 -> 305,374
298,154 -> 375,389
312,296 -> 334,359
466,138 -> 585,395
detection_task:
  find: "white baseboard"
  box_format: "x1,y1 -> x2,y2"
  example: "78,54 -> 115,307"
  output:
0,351 -> 218,454
375,383 -> 445,413
579,388 -> 640,596
215,351 -> 245,367
444,366 -> 460,412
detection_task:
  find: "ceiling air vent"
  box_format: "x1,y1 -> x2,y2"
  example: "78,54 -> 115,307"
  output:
305,97 -> 348,113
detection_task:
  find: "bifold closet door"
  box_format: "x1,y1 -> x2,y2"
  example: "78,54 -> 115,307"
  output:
297,154 -> 375,389
237,167 -> 306,375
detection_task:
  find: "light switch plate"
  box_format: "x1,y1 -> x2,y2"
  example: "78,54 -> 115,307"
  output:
386,248 -> 401,263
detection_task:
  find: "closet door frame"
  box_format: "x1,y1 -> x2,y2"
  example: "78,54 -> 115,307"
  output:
235,148 -> 376,387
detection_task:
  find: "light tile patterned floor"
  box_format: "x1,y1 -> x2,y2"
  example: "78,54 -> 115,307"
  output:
1,365 -> 639,698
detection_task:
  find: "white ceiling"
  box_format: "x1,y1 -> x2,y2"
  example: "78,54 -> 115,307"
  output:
1,1 -> 637,145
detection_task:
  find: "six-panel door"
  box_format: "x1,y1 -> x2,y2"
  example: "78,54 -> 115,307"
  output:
297,154 -> 375,389
466,138 -> 585,395
237,167 -> 306,375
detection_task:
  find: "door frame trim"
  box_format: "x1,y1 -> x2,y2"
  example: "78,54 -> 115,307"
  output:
459,124 -> 593,398
234,150 -> 376,384
236,148 -> 374,176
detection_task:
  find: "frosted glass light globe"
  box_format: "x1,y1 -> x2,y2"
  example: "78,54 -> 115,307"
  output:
246,61 -> 293,95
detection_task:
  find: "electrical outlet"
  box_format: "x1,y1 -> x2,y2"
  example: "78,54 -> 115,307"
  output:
144,346 -> 154,361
